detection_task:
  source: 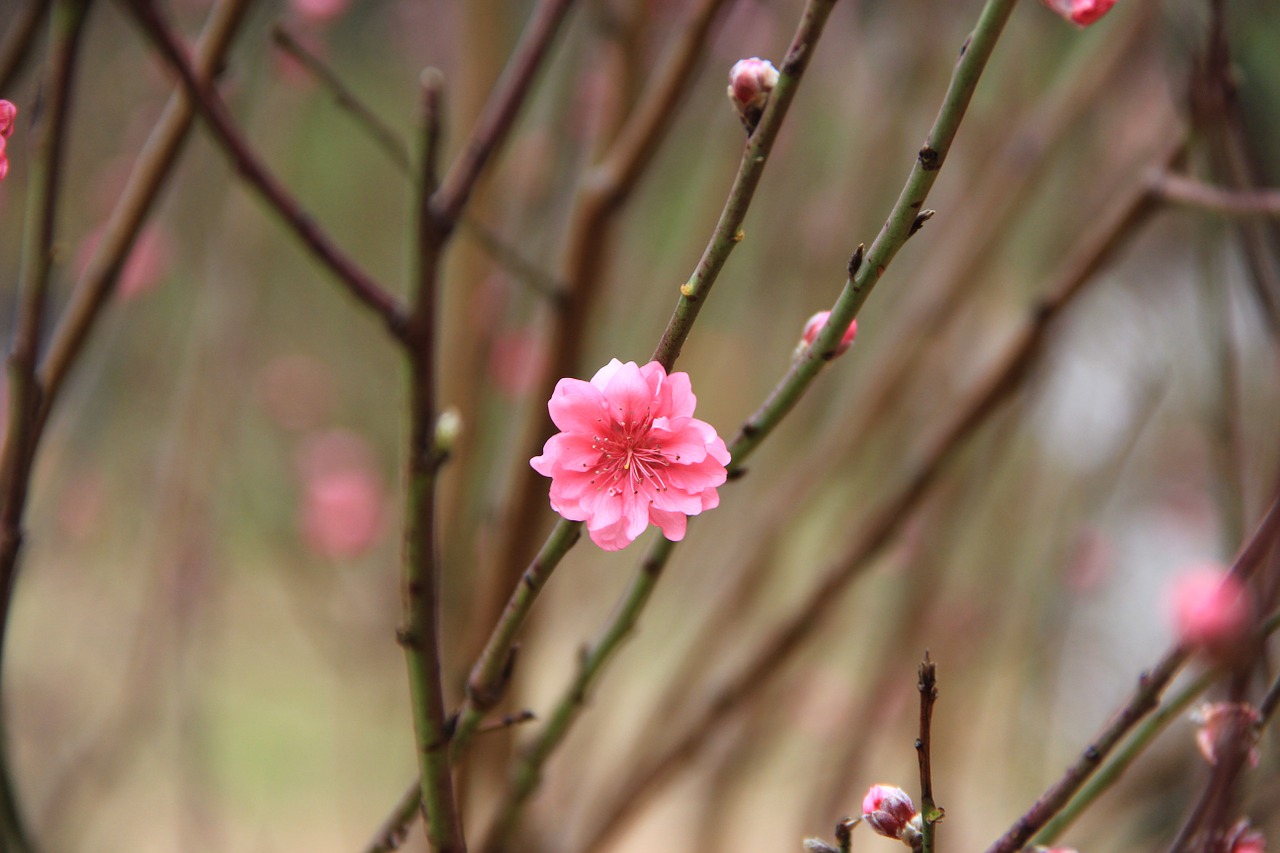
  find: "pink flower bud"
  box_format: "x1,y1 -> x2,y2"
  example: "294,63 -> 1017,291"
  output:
0,137 -> 8,182
1168,564 -> 1251,655
1229,820 -> 1266,853
1192,702 -> 1261,768
727,58 -> 779,128
861,785 -> 918,842
800,310 -> 858,357
1038,0 -> 1118,26
0,100 -> 16,138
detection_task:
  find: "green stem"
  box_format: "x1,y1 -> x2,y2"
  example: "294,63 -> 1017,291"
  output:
483,538 -> 677,852
651,0 -> 839,371
729,0 -> 1020,472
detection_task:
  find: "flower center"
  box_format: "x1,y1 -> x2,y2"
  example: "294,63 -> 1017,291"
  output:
591,407 -> 670,497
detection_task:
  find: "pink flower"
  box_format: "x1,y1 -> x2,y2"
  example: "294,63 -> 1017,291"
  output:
0,100 -> 16,181
727,57 -> 779,128
799,310 -> 858,358
295,430 -> 386,560
1229,820 -> 1266,853
1039,0 -> 1118,26
1192,703 -> 1261,768
861,785 -> 919,843
1168,564 -> 1251,655
290,0 -> 349,23
531,359 -> 730,551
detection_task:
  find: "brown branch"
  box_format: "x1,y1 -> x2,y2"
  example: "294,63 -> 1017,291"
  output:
0,0 -> 52,92
1152,171 -> 1280,217
916,653 -> 940,853
118,0 -> 409,339
0,4 -> 93,850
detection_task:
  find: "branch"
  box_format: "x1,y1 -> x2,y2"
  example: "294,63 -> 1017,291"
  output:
118,0 -> 408,338
916,654 -> 940,853
0,0 -> 52,92
1152,171 -> 1280,217
0,4 -> 93,850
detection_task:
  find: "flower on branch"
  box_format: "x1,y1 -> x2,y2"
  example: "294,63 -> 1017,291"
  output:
0,100 -> 16,180
727,57 -> 779,131
798,310 -> 858,360
862,784 -> 921,846
1228,820 -> 1266,853
1038,0 -> 1118,26
1192,702 -> 1261,768
531,359 -> 730,551
1167,564 -> 1252,659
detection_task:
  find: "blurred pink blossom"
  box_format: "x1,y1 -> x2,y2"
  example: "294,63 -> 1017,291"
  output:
1192,702 -> 1261,768
1039,0 -> 1117,26
256,354 -> 338,431
531,359 -> 729,551
1230,821 -> 1266,853
861,784 -> 919,843
489,330 -> 547,398
76,224 -> 172,300
0,100 -> 16,180
295,430 -> 386,560
290,0 -> 349,23
799,310 -> 858,358
1168,564 -> 1251,655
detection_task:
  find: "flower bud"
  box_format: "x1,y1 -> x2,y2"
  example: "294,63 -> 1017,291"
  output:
727,57 -> 779,130
1192,702 -> 1261,768
1229,820 -> 1266,853
799,310 -> 858,358
1038,0 -> 1118,26
862,785 -> 918,843
0,100 -> 16,138
1168,564 -> 1251,657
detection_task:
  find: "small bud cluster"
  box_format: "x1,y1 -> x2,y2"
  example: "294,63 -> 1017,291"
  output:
726,57 -> 779,131
1038,0 -> 1118,26
1168,564 -> 1252,659
0,100 -> 17,180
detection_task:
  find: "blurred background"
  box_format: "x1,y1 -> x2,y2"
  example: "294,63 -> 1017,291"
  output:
0,0 -> 1278,850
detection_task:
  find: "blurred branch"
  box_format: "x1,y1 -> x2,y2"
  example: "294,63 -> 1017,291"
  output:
1153,172 -> 1280,218
431,0 -> 576,230
118,0 -> 409,339
267,23 -> 567,303
396,69 -> 466,853
580,134 -> 1180,851
0,3 -> 93,850
270,22 -> 412,171
38,0 -> 253,429
0,0 -> 52,92
992,494 -> 1280,853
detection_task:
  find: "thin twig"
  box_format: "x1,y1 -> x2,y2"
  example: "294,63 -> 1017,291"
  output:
396,69 -> 466,853
118,0 -> 408,338
431,0 -> 577,230
1153,171 -> 1280,217
0,3 -> 93,850
916,654 -> 939,853
0,0 -> 52,92
270,22 -> 411,171
988,495 -> 1280,853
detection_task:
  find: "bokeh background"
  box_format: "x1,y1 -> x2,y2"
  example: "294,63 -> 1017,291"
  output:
0,0 -> 1279,850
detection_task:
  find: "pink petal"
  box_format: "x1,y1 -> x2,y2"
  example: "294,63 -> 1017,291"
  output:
589,358 -> 626,390
547,377 -> 605,433
648,508 -> 687,541
600,361 -> 654,423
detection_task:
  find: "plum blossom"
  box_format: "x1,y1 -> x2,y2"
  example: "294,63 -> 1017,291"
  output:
1229,821 -> 1266,853
0,100 -> 16,180
1168,564 -> 1251,656
1039,0 -> 1118,26
531,359 -> 729,551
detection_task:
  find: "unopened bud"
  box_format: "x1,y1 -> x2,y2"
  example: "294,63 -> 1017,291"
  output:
798,310 -> 858,360
0,101 -> 16,138
1192,702 -> 1261,768
434,406 -> 462,455
1228,820 -> 1266,853
862,785 -> 919,844
1038,0 -> 1117,26
802,839 -> 839,853
727,57 -> 779,131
